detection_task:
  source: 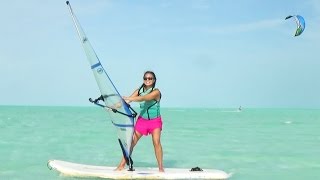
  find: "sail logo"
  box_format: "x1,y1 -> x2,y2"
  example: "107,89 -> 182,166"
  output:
97,68 -> 104,74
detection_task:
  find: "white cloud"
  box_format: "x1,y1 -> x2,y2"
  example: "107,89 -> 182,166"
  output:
203,18 -> 285,34
156,18 -> 285,34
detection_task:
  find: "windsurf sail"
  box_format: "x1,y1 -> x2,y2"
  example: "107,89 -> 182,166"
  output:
66,1 -> 137,170
285,15 -> 305,37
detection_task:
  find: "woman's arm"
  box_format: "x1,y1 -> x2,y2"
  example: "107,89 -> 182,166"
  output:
123,89 -> 139,104
129,89 -> 139,98
124,89 -> 160,102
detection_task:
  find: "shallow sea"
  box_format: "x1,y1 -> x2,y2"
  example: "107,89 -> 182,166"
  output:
1,106 -> 319,179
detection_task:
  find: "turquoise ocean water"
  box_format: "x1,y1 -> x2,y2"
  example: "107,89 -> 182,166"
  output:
1,106 -> 319,180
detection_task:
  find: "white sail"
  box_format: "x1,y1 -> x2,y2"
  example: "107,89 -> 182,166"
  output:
66,1 -> 136,169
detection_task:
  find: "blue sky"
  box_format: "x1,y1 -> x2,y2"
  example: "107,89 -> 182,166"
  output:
1,0 -> 319,108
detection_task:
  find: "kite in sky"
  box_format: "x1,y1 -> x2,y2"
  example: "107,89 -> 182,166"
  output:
285,15 -> 305,37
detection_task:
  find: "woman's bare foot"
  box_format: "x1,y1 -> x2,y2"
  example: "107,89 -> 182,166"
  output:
114,165 -> 125,171
159,168 -> 165,172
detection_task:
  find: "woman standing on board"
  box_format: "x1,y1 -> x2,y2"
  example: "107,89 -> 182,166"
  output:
115,71 -> 164,172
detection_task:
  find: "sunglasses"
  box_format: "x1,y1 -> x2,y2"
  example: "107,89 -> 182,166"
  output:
143,77 -> 154,80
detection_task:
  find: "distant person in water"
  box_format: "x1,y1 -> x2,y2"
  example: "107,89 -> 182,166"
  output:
115,71 -> 164,172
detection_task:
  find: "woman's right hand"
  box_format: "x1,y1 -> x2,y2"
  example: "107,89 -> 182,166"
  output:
122,96 -> 132,104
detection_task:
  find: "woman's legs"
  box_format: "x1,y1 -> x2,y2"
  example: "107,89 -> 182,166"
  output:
115,127 -> 164,172
151,128 -> 164,172
115,131 -> 142,170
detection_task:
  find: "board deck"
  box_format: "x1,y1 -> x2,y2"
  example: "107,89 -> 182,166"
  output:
48,160 -> 230,179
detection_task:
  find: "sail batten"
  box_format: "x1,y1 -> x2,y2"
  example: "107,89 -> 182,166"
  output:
91,63 -> 102,69
66,1 -> 135,169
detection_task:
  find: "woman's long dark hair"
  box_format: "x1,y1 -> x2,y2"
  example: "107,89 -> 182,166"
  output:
138,71 -> 157,95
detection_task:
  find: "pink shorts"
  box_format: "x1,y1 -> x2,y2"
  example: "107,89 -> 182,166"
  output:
135,116 -> 163,136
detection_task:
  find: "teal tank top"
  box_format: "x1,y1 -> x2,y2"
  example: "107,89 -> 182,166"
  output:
138,87 -> 161,120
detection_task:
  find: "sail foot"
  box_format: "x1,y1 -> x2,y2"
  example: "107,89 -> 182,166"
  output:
118,139 -> 134,171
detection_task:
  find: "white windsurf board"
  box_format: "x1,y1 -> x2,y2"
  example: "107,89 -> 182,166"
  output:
48,160 -> 230,179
